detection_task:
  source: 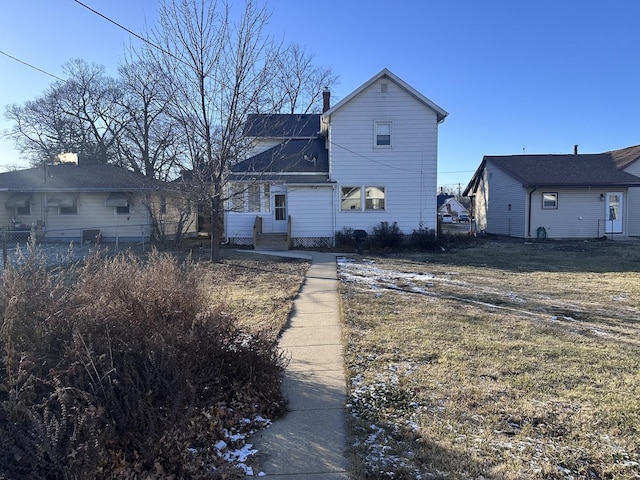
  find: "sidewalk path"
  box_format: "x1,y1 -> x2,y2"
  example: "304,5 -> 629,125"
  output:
247,251 -> 349,479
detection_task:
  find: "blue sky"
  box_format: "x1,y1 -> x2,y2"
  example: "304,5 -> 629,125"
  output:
2,1 -> 639,191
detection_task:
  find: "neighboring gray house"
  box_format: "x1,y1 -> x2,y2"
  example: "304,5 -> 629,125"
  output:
0,161 -> 196,244
225,68 -> 448,248
463,145 -> 640,239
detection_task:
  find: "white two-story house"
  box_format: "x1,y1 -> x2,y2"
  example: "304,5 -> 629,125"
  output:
225,68 -> 447,248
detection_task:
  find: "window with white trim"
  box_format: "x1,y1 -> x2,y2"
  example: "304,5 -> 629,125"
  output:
341,186 -> 386,211
542,192 -> 558,209
374,121 -> 392,147
365,186 -> 386,210
341,186 -> 362,211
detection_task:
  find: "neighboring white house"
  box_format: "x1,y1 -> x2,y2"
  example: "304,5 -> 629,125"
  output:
437,197 -> 469,220
463,146 -> 640,239
0,161 -> 197,244
225,68 -> 448,248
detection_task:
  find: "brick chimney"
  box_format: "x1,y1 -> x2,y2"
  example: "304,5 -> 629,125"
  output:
322,87 -> 330,113
574,144 -> 579,155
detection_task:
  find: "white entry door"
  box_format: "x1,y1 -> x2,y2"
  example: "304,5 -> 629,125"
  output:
272,191 -> 288,233
605,192 -> 623,234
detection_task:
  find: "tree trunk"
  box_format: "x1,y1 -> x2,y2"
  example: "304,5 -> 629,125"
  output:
210,195 -> 221,263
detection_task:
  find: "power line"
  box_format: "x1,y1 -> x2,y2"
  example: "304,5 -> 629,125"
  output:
73,0 -> 192,69
0,50 -> 63,81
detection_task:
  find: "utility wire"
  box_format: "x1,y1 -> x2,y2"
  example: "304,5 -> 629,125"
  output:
0,49 -> 64,81
73,0 -> 191,69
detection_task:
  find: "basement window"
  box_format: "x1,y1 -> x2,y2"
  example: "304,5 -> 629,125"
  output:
542,192 -> 558,209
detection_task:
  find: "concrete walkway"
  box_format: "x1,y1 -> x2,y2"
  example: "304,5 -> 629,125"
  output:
247,251 -> 349,479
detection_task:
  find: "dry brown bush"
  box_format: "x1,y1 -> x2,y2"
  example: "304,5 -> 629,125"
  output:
0,243 -> 287,479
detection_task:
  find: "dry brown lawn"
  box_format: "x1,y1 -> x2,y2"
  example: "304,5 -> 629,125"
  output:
339,239 -> 640,479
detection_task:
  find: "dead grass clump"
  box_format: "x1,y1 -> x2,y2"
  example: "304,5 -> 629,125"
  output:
0,245 -> 287,479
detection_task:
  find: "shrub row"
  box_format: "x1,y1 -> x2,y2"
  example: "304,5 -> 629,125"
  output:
335,222 -> 439,252
0,241 -> 287,478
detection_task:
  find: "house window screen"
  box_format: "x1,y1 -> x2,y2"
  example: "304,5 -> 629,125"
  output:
341,187 -> 362,211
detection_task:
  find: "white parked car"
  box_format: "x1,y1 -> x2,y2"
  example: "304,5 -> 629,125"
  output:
440,214 -> 453,224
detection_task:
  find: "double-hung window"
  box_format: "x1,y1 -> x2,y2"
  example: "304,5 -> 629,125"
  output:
374,121 -> 392,147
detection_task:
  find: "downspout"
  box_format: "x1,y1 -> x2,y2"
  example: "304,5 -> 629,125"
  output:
527,186 -> 537,237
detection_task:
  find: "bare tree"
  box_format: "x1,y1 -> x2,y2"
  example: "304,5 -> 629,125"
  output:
146,0 -> 279,261
115,58 -> 182,180
264,44 -> 339,114
4,59 -> 122,165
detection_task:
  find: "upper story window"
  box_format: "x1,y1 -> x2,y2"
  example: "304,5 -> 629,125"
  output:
542,192 -> 558,209
380,82 -> 388,94
375,121 -> 392,148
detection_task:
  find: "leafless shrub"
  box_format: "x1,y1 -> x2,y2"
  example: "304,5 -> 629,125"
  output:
1,245 -> 287,478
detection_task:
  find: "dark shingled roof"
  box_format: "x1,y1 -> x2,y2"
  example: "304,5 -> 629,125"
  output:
0,163 -> 164,191
244,114 -> 320,138
609,144 -> 640,170
483,153 -> 640,187
231,139 -> 328,176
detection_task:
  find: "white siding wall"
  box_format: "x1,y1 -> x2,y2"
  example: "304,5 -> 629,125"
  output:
288,186 -> 334,238
225,213 -> 257,240
529,188 -> 611,239
329,78 -> 439,235
0,192 -> 152,242
225,185 -> 334,241
623,187 -> 640,237
485,164 -> 526,237
622,162 -> 640,237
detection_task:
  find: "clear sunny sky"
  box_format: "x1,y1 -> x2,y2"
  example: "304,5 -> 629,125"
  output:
1,1 -> 639,191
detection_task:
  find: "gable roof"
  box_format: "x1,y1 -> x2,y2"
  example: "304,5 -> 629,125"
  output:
464,152 -> 640,195
322,68 -> 448,123
0,163 -> 164,192
244,114 -> 320,138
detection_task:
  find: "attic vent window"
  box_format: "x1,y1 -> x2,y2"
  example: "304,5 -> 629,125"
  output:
380,83 -> 388,94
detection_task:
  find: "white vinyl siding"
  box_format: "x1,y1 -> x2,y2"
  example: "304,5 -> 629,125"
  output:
529,188 -> 617,238
329,78 -> 439,234
627,187 -> 640,236
287,186 -> 334,238
483,163 -> 527,238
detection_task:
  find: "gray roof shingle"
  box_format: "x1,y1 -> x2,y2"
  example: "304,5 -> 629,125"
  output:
484,153 -> 640,187
0,164 -> 164,192
244,114 -> 320,138
231,138 -> 328,175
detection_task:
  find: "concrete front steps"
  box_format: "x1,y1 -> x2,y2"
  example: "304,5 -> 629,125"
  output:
254,233 -> 289,251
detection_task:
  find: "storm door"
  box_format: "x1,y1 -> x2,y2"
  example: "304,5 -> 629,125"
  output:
273,192 -> 287,233
605,192 -> 623,234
